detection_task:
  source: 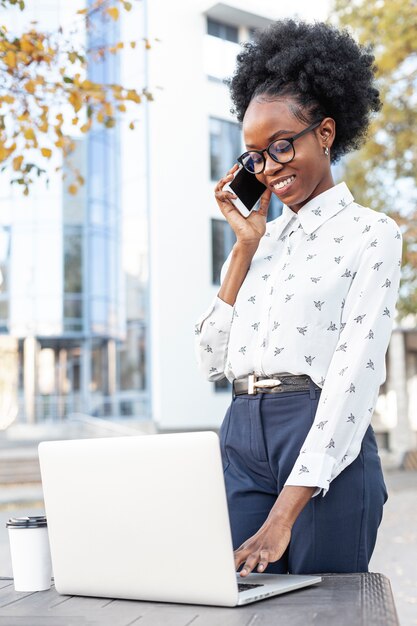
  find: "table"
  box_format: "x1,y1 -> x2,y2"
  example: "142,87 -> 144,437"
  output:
0,573 -> 399,626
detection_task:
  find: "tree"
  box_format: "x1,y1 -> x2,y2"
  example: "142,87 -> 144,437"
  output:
0,0 -> 155,194
331,0 -> 417,319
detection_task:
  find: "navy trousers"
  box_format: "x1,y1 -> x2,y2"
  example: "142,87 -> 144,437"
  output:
219,378 -> 388,574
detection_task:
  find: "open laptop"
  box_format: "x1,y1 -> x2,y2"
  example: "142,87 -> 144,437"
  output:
38,431 -> 321,606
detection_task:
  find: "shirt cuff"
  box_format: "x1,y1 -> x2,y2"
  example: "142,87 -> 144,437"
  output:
284,453 -> 338,498
195,295 -> 234,334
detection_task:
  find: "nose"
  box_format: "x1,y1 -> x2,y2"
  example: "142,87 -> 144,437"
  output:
263,152 -> 284,177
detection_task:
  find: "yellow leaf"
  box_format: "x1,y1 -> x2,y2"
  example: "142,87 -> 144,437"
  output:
41,147 -> 52,158
106,7 -> 119,20
117,103 -> 126,112
23,128 -> 35,141
1,95 -> 15,104
96,110 -> 105,123
13,155 -> 23,171
77,8 -> 88,14
23,187 -> 29,196
126,89 -> 141,103
68,184 -> 78,195
130,41 -> 136,49
4,51 -> 17,68
129,121 -> 135,130
24,80 -> 36,94
69,91 -> 83,113
72,117 -> 79,125
20,37 -> 34,54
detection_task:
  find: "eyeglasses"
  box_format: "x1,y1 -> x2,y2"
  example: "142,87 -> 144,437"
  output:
237,119 -> 324,175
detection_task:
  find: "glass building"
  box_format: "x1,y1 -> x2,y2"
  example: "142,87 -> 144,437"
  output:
0,1 -> 149,426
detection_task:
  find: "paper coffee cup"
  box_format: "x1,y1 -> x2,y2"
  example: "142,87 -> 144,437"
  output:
6,516 -> 52,592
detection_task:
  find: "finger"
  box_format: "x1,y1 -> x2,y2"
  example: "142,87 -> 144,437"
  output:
239,553 -> 261,577
256,549 -> 270,572
214,165 -> 239,192
234,546 -> 251,571
257,188 -> 272,217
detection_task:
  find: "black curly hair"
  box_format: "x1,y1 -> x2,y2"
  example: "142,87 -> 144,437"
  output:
226,19 -> 381,163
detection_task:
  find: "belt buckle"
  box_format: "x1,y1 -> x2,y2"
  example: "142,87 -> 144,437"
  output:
248,373 -> 282,395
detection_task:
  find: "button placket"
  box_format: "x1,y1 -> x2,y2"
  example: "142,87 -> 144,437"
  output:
254,217 -> 300,376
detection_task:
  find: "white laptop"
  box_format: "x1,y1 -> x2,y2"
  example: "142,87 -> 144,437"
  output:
38,431 -> 321,607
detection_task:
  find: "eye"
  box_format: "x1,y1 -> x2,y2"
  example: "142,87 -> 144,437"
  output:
242,152 -> 263,172
270,139 -> 292,154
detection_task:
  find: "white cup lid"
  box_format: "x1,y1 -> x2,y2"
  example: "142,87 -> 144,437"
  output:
6,516 -> 47,529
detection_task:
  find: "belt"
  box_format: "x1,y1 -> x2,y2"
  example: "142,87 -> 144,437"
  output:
232,372 -> 317,397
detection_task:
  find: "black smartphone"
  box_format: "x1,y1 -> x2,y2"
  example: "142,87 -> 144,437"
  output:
223,165 -> 267,217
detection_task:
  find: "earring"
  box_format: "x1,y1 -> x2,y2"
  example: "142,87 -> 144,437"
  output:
324,146 -> 329,156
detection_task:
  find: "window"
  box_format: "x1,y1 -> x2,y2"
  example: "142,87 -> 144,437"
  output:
211,219 -> 236,285
0,226 -> 11,294
64,226 -> 83,294
210,117 -> 241,182
207,18 -> 238,43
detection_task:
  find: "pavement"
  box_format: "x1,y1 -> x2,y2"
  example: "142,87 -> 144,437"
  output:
0,423 -> 416,625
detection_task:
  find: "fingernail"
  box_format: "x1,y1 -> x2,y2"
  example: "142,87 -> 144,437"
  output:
242,569 -> 247,575
258,564 -> 264,571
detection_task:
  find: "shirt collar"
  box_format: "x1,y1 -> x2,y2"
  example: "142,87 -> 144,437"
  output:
275,182 -> 354,238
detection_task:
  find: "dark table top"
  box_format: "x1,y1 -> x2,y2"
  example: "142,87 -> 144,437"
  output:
0,572 -> 399,626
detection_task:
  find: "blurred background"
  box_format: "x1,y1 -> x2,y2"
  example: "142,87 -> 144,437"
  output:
0,0 -> 416,623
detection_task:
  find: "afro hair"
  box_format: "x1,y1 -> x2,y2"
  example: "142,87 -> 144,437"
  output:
226,19 -> 381,163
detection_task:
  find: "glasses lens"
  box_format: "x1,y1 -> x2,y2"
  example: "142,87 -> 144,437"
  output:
241,152 -> 264,174
269,140 -> 294,163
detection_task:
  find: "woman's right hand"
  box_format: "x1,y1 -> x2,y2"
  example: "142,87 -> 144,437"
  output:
214,163 -> 272,249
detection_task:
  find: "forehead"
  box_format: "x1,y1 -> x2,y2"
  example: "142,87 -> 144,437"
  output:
242,98 -> 301,145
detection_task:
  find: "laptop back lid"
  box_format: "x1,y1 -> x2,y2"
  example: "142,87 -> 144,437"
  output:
39,431 -> 239,606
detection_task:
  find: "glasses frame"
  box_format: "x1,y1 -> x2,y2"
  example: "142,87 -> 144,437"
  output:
237,119 -> 324,175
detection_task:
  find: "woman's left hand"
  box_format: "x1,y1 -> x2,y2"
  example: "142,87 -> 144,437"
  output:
233,517 -> 292,576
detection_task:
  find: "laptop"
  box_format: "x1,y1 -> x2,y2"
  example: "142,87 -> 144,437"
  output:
38,431 -> 321,606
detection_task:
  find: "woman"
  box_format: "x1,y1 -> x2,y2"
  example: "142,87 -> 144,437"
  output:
194,19 -> 402,576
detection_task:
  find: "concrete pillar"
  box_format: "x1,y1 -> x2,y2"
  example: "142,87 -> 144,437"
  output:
81,338 -> 91,415
57,348 -> 67,420
388,330 -> 414,463
107,339 -> 118,416
23,337 -> 37,424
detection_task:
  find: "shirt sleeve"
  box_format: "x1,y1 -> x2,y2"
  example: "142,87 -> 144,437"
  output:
194,250 -> 234,381
284,216 -> 403,497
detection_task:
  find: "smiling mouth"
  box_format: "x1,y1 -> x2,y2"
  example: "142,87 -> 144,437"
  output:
271,175 -> 296,191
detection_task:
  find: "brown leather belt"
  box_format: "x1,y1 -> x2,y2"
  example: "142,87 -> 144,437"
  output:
232,372 -> 319,397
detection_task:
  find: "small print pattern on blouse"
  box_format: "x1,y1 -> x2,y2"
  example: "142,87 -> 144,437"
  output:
194,182 -> 403,497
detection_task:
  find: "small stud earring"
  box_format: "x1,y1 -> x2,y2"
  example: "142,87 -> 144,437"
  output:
324,146 -> 329,156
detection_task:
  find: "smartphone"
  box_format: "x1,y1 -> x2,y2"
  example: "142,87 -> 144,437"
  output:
223,164 -> 267,217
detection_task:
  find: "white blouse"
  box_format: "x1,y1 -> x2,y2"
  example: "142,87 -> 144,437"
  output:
194,182 -> 403,497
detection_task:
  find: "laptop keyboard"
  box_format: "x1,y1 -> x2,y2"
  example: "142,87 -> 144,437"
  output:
238,582 -> 265,593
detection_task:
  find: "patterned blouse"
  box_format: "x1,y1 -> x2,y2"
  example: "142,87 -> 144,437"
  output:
194,182 -> 403,497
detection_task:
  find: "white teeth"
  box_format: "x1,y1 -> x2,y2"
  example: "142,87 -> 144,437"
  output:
273,175 -> 295,190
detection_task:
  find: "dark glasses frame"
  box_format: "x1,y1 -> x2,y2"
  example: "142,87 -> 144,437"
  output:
237,119 -> 324,174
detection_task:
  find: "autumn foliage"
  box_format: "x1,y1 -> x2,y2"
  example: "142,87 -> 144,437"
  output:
0,0 -> 153,194
332,0 -> 417,318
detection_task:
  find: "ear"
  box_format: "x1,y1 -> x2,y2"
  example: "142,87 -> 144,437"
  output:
318,117 -> 336,150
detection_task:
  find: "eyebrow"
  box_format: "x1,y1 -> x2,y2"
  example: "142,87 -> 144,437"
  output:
245,129 -> 295,149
